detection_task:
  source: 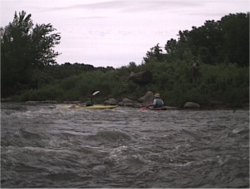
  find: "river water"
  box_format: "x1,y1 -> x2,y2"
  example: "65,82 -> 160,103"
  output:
1,102 -> 249,188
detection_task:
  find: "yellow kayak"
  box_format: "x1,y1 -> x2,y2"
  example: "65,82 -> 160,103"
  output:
63,104 -> 118,110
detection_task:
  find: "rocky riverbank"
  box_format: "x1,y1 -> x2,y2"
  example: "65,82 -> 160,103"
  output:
2,90 -> 249,110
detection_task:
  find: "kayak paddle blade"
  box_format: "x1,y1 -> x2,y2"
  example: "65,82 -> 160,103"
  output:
92,91 -> 100,96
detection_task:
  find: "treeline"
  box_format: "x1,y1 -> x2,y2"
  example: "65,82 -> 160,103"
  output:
1,11 -> 249,108
144,13 -> 249,67
35,63 -> 114,86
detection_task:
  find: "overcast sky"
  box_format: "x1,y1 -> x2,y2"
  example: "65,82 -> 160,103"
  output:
1,0 -> 249,68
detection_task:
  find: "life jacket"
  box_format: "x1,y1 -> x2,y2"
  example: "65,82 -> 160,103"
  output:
154,98 -> 164,107
86,100 -> 93,106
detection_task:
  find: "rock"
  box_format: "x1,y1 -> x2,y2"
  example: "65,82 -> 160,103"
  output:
184,102 -> 201,108
25,101 -> 37,105
104,98 -> 118,105
119,98 -> 141,108
138,91 -> 154,106
127,71 -> 152,85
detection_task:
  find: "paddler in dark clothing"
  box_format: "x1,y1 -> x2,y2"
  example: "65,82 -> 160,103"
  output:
153,93 -> 164,108
85,91 -> 100,106
85,96 -> 94,106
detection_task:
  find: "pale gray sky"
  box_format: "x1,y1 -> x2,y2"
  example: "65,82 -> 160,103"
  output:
1,0 -> 249,68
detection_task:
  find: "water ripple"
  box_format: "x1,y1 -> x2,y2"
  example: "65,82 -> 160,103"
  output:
1,103 -> 249,188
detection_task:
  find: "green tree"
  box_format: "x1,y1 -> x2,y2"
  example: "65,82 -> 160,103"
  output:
220,13 -> 249,66
163,13 -> 249,66
165,38 -> 177,55
143,43 -> 164,63
1,11 -> 61,97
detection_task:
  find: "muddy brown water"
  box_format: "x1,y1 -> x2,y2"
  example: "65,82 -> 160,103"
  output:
1,103 -> 249,188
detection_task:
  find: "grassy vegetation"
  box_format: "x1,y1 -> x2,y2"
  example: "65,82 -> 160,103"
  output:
12,60 -> 249,108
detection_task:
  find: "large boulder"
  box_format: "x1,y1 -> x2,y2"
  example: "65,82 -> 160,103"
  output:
184,102 -> 201,108
119,98 -> 141,108
138,91 -> 154,106
104,98 -> 118,105
127,71 -> 152,85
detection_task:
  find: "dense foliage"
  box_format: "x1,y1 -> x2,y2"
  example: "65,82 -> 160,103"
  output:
1,11 -> 61,97
144,13 -> 249,67
2,12 -> 249,108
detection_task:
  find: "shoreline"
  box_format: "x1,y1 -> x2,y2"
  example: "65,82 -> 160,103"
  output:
1,99 -> 249,110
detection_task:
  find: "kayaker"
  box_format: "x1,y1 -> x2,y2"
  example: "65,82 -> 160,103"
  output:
85,96 -> 94,106
153,93 -> 164,108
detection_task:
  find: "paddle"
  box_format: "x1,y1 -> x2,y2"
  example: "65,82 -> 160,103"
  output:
92,91 -> 100,96
87,91 -> 100,106
73,91 -> 100,108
